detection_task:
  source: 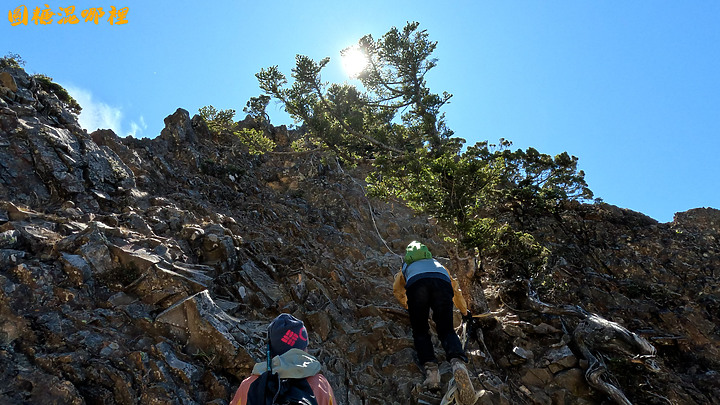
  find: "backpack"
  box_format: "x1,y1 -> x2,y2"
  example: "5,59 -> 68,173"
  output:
247,371 -> 319,405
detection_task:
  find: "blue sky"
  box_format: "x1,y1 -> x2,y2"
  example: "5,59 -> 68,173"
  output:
4,1 -> 719,223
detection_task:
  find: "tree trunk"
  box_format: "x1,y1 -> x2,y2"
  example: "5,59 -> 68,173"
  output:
450,246 -> 489,314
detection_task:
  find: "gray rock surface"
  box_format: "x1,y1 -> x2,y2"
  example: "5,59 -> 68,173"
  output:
0,64 -> 718,404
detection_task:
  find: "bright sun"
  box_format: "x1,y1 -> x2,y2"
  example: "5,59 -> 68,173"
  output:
341,45 -> 368,78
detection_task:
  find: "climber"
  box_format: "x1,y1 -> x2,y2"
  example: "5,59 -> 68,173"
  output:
229,313 -> 336,405
393,241 -> 477,405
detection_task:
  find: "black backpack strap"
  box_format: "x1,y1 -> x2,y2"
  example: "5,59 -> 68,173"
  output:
277,377 -> 318,405
246,371 -> 319,405
247,371 -> 277,405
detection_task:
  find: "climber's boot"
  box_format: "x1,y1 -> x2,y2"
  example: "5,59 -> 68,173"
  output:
451,358 -> 476,405
422,362 -> 441,391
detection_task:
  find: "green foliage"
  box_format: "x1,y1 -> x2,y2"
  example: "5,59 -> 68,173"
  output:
0,52 -> 26,68
0,231 -> 18,246
367,137 -> 588,274
192,348 -> 218,366
243,95 -> 271,126
198,105 -> 235,133
254,22 -> 594,279
198,105 -> 275,155
254,22 -> 461,161
32,73 -> 82,114
290,137 -> 323,153
238,127 -> 275,153
469,222 -> 550,280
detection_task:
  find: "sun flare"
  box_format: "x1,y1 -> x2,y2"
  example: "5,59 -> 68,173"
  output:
341,45 -> 368,78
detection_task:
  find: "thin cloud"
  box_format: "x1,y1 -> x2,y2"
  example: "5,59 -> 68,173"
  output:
129,115 -> 147,137
64,84 -> 144,138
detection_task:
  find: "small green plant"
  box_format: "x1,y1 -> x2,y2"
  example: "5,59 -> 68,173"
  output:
237,127 -> 275,153
32,73 -> 82,114
0,52 -> 26,68
0,231 -> 18,245
192,348 -> 218,366
199,105 -> 275,155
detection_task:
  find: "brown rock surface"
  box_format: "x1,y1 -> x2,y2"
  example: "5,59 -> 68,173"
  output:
1,65 -> 718,404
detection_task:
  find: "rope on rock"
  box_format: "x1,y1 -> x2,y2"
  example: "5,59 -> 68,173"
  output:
333,158 -> 401,261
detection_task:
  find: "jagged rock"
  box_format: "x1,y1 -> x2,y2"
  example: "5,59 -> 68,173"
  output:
125,263 -> 208,308
214,298 -> 240,313
501,322 -> 527,338
0,201 -> 31,221
0,299 -> 27,345
154,341 -> 200,385
13,221 -> 60,255
0,71 -> 134,212
238,260 -> 285,308
80,239 -> 114,275
160,108 -> 198,145
181,225 -> 204,242
124,211 -> 154,235
154,290 -> 255,373
198,224 -> 238,268
190,114 -> 212,141
109,243 -> 162,273
553,368 -> 592,397
164,262 -> 215,286
305,309 -> 332,341
90,128 -> 145,177
533,322 -> 560,335
0,71 -> 18,92
520,367 -> 553,388
520,385 -> 552,405
0,249 -> 25,266
673,207 -> 720,233
512,345 -> 534,361
0,64 -> 717,404
15,371 -> 84,404
543,345 -> 578,374
59,253 -> 92,285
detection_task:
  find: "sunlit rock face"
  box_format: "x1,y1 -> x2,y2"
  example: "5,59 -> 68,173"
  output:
1,65 -> 719,404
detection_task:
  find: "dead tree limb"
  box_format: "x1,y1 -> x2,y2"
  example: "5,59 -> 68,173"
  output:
522,281 -> 657,405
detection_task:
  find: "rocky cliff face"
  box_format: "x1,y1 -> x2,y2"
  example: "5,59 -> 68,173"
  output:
1,66 -> 718,405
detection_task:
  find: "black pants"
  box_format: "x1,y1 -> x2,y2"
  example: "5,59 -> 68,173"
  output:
406,277 -> 467,365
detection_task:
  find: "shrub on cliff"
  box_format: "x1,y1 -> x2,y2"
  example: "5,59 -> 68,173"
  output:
198,105 -> 275,155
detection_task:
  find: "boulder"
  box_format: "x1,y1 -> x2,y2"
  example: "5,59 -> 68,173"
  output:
154,290 -> 255,373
